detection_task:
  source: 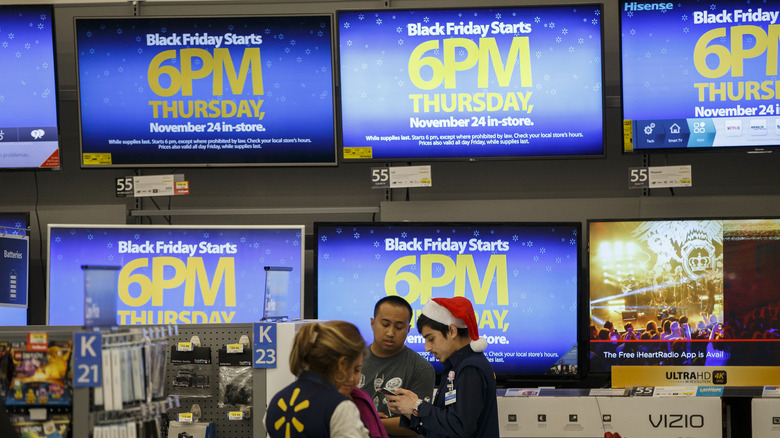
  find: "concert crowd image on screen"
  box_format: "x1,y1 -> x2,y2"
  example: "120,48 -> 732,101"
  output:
315,222 -> 581,379
589,219 -> 780,372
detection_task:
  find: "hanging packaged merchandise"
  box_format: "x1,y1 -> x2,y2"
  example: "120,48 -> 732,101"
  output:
7,341 -> 72,406
169,344 -> 212,398
168,421 -> 214,438
217,345 -> 252,409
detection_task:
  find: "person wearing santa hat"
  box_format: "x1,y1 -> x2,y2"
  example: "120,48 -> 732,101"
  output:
385,296 -> 499,438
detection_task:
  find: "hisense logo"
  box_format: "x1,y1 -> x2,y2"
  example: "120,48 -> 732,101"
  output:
624,2 -> 675,11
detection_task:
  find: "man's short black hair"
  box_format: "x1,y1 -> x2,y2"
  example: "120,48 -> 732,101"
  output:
374,296 -> 413,323
417,313 -> 469,338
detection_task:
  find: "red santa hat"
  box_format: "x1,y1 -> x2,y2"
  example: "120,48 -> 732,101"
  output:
421,297 -> 487,353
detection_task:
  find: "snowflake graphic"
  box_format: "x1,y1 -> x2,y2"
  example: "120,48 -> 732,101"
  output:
376,18 -> 383,25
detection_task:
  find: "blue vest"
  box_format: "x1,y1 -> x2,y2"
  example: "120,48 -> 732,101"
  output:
266,371 -> 348,438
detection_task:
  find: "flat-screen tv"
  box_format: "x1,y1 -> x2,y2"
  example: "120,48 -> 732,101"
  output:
75,15 -> 337,167
47,225 -> 304,325
621,0 -> 780,152
589,219 -> 780,372
0,5 -> 60,169
337,5 -> 605,161
0,213 -> 29,325
315,222 -> 581,381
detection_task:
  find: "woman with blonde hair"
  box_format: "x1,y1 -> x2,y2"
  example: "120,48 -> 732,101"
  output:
266,320 -> 370,438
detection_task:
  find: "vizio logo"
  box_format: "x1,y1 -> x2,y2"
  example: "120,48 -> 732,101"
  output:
649,414 -> 705,428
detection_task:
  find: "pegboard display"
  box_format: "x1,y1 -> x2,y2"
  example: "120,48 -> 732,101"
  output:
165,323 -> 254,438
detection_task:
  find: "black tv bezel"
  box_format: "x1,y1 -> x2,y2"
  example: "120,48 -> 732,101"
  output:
334,4 -> 608,163
313,221 -> 585,385
74,14 -> 339,169
0,5 -> 61,171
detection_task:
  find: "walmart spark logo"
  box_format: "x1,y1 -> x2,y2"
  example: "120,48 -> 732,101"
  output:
273,388 -> 310,437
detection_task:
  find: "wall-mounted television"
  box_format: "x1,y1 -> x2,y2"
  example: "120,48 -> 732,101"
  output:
0,5 -> 60,169
0,213 -> 29,326
315,222 -> 581,381
621,0 -> 780,152
47,225 -> 304,325
337,5 -> 605,161
75,15 -> 337,167
589,219 -> 780,373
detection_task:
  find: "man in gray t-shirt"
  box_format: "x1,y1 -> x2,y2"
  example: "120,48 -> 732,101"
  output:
359,296 -> 434,437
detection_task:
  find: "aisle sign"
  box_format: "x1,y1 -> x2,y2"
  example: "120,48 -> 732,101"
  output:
73,332 -> 102,387
0,234 -> 28,307
253,322 -> 277,368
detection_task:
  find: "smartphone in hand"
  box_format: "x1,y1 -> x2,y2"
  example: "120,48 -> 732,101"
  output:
379,387 -> 396,396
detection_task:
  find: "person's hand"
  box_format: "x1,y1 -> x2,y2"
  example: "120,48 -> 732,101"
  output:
386,388 -> 419,418
377,412 -> 387,419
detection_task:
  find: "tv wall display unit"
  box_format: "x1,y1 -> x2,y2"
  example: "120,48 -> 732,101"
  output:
589,219 -> 780,372
0,5 -> 60,169
75,15 -> 337,167
337,5 -> 605,161
315,222 -> 581,380
47,225 -> 304,326
621,0 -> 780,152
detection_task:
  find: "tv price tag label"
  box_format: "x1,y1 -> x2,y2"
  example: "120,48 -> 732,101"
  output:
178,413 -> 193,423
115,177 -> 133,197
630,386 -> 655,397
116,174 -> 188,197
648,165 -> 692,188
371,167 -> 390,189
371,166 -> 433,189
228,411 -> 244,421
73,332 -> 102,387
628,167 -> 649,189
629,165 -> 692,189
253,322 -> 277,368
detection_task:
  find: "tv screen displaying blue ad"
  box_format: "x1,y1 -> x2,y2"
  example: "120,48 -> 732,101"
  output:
47,225 -> 304,325
621,0 -> 780,152
315,222 -> 581,378
76,15 -> 337,167
0,5 -> 60,169
589,219 -> 780,372
337,6 -> 605,161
